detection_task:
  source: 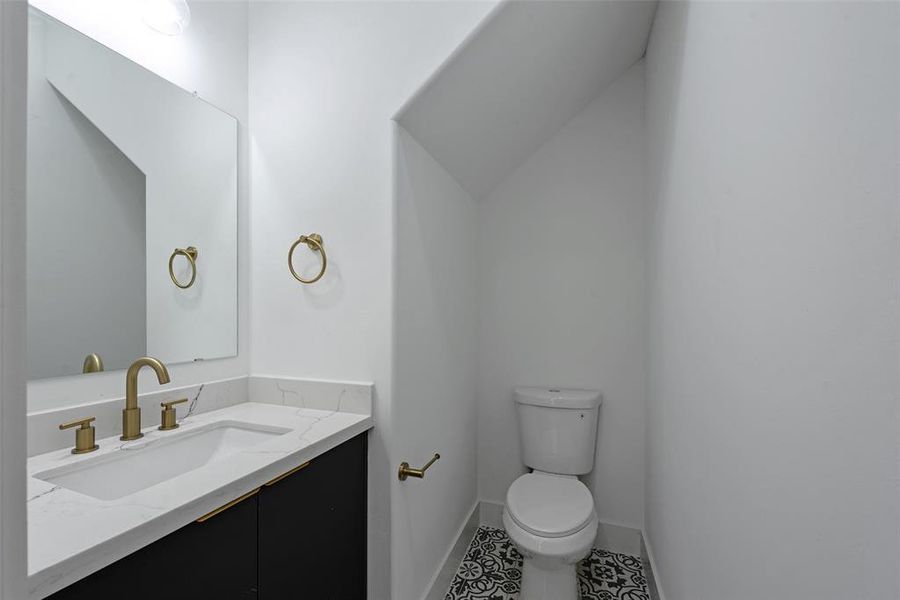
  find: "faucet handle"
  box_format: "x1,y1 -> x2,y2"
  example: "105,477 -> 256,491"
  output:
159,398 -> 188,431
59,417 -> 99,454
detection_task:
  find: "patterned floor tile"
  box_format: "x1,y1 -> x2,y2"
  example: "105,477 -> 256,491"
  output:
444,526 -> 649,600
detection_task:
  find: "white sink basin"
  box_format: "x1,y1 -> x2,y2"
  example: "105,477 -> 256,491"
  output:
35,421 -> 290,500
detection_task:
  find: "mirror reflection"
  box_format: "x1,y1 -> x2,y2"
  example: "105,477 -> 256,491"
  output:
26,7 -> 238,380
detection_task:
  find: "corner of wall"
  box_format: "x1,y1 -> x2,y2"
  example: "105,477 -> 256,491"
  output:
640,530 -> 666,600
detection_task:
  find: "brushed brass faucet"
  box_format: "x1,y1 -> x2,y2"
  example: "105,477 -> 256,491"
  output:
82,353 -> 104,374
121,357 -> 171,441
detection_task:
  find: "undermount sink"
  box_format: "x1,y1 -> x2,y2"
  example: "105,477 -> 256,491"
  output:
35,421 -> 290,501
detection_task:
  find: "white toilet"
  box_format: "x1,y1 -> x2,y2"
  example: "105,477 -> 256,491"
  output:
503,387 -> 602,600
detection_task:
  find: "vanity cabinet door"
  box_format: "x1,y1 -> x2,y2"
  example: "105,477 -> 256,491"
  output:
139,491 -> 260,599
48,491 -> 259,600
257,433 -> 367,600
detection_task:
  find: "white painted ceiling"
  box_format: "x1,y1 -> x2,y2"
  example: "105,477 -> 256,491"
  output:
396,0 -> 658,200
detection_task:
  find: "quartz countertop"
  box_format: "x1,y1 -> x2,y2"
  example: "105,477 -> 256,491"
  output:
27,402 -> 372,599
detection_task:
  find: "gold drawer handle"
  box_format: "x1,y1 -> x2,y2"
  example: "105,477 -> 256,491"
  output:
288,233 -> 327,284
196,488 -> 259,523
196,461 -> 312,523
169,246 -> 198,289
398,453 -> 440,481
264,461 -> 310,487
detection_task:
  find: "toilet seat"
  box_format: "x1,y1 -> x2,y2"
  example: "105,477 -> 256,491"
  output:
505,473 -> 594,538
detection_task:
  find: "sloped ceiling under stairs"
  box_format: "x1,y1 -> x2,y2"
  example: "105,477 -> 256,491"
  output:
396,0 -> 658,200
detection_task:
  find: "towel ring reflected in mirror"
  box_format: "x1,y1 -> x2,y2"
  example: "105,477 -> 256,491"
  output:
288,233 -> 327,284
169,246 -> 198,289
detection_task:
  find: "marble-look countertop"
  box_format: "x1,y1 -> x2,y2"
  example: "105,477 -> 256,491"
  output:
27,402 -> 372,599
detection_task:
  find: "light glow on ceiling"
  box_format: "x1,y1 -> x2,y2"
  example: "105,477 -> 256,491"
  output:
141,0 -> 191,36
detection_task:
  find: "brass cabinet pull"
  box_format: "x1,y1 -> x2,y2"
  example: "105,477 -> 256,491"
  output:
159,398 -> 188,431
59,416 -> 99,454
169,246 -> 198,289
196,488 -> 259,523
264,461 -> 310,487
398,453 -> 440,481
196,461 -> 312,523
288,233 -> 326,284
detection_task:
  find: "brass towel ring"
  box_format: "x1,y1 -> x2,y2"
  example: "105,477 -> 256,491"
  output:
169,246 -> 198,289
288,233 -> 327,284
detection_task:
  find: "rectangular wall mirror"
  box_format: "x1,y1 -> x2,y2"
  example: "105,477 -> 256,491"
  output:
26,7 -> 238,380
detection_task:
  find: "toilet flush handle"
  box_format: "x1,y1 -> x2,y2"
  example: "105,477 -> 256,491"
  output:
398,453 -> 440,481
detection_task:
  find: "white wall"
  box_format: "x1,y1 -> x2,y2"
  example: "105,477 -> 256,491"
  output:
27,0 -> 249,411
395,127 -> 478,599
477,63 -> 647,531
246,3 -> 495,598
644,3 -> 900,599
27,13 -> 147,379
0,2 -> 29,597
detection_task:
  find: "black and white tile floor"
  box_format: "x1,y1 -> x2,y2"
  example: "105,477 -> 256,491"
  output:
444,526 -> 650,600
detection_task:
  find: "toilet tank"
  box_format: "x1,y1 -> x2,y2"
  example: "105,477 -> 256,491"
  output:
515,387 -> 602,475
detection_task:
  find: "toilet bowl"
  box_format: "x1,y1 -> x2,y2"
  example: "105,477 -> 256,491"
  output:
503,472 -> 598,600
504,387 -> 602,600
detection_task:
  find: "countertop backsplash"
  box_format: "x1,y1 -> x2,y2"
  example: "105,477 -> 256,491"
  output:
28,375 -> 373,456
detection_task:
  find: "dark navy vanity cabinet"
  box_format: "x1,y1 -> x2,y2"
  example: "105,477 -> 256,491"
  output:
48,433 -> 367,600
258,434 -> 368,599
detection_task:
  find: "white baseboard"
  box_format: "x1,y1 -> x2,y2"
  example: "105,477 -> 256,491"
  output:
595,520 -> 642,556
422,501 -> 479,600
478,500 -> 642,556
479,499 -> 504,528
421,499 -> 662,599
641,529 -> 667,600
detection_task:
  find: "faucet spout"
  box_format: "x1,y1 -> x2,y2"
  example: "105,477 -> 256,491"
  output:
121,356 -> 170,440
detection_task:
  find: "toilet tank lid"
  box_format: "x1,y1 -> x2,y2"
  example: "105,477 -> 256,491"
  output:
514,387 -> 601,409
